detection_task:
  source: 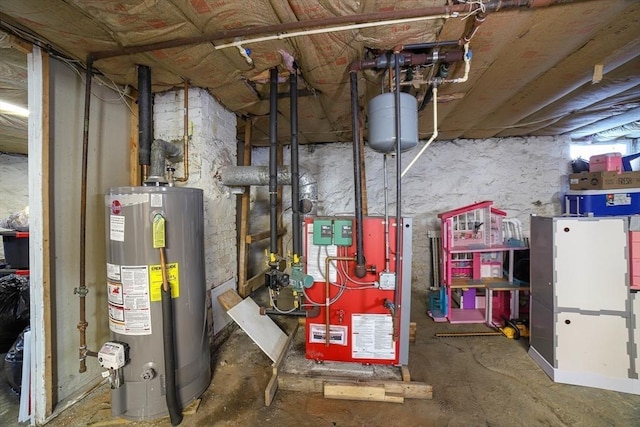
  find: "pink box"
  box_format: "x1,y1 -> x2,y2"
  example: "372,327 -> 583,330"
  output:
590,152 -> 623,173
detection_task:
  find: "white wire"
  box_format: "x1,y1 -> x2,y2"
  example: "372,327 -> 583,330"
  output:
268,289 -> 298,314
51,53 -> 136,115
458,1 -> 487,20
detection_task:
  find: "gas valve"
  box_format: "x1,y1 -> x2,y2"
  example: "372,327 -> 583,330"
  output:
98,341 -> 130,389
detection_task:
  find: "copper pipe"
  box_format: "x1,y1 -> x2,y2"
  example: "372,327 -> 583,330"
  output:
460,12 -> 487,44
77,55 -> 94,374
174,80 -> 190,182
324,256 -> 357,346
88,0 -> 596,61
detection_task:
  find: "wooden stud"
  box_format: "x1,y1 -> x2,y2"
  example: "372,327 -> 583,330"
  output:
9,35 -> 33,54
41,50 -> 53,418
237,119 -> 252,297
240,269 -> 269,296
246,227 -> 286,244
128,90 -> 140,186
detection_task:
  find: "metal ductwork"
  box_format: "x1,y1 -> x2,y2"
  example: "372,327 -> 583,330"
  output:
146,139 -> 183,185
220,166 -> 317,216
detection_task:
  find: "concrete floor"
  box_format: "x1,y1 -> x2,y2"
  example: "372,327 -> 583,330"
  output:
3,290 -> 640,426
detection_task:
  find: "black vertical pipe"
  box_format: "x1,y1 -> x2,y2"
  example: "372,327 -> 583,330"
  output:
350,71 -> 366,278
138,65 -> 152,166
393,55 -> 402,306
269,68 -> 279,257
161,287 -> 183,426
290,67 -> 302,257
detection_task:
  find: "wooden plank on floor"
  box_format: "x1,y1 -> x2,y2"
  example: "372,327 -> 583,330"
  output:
409,322 -> 417,343
265,323 -> 299,406
401,365 -> 411,382
278,372 -> 433,400
87,399 -> 201,425
227,297 -> 288,362
324,382 -> 404,403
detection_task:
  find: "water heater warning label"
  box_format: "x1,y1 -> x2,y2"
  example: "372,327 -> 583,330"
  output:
149,263 -> 180,301
109,215 -> 125,242
108,265 -> 152,336
351,314 -> 395,360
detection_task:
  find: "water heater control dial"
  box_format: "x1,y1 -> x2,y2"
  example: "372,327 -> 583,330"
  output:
98,342 -> 129,370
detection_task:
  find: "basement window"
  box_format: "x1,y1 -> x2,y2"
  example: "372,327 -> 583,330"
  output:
569,142 -> 628,160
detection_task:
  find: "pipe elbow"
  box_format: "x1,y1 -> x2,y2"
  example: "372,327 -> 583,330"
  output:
148,139 -> 184,182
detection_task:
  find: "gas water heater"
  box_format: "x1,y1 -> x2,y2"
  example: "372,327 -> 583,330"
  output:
102,186 -> 210,420
303,216 -> 412,365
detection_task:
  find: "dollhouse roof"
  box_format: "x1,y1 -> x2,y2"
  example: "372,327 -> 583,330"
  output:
437,201 -> 493,220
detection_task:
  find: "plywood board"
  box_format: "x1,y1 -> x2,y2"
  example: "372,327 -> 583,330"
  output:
210,279 -> 237,335
227,297 -> 287,363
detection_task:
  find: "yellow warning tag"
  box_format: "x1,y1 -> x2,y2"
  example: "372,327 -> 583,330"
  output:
152,214 -> 166,249
149,262 -> 179,301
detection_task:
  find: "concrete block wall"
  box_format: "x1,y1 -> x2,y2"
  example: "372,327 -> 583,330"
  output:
253,135 -> 571,290
154,87 -> 237,303
0,153 -> 29,258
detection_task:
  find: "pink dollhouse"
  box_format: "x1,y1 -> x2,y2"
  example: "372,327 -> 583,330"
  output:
434,201 -> 527,324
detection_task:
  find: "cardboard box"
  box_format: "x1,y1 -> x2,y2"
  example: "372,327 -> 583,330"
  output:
569,171 -> 640,190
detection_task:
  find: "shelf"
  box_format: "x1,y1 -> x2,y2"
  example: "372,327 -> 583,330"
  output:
449,308 -> 486,324
449,278 -> 489,289
449,245 -> 528,254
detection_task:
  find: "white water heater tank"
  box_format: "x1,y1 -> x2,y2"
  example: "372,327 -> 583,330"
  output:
368,92 -> 418,154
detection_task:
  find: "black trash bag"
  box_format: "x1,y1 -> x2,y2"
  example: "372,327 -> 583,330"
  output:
4,326 -> 28,394
0,274 -> 29,353
571,157 -> 590,173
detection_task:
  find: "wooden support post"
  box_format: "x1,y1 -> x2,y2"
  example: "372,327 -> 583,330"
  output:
238,119 -> 253,297
129,89 -> 140,186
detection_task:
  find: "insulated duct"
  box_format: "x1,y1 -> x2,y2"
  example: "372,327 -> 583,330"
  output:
220,166 -> 317,216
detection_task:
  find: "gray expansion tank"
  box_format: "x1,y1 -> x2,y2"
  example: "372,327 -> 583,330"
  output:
105,186 -> 210,420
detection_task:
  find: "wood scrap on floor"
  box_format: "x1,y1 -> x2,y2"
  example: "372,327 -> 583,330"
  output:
267,324 -> 432,405
87,399 -> 201,426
